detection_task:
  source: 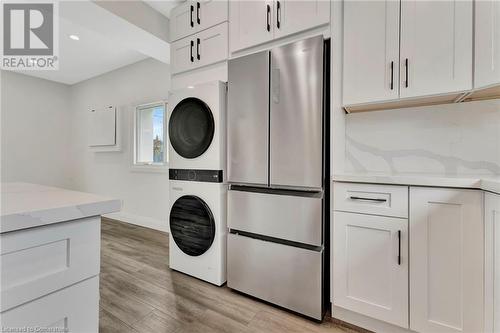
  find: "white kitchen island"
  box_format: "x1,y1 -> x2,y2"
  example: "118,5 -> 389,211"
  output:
0,183 -> 121,332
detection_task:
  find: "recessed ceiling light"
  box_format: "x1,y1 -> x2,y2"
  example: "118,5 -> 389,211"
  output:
187,85 -> 195,89
69,34 -> 80,41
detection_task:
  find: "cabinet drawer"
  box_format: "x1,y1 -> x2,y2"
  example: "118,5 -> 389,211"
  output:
227,233 -> 323,319
228,189 -> 322,246
0,217 -> 100,311
0,276 -> 99,333
334,182 -> 408,218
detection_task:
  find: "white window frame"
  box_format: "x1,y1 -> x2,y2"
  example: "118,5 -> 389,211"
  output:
131,101 -> 168,173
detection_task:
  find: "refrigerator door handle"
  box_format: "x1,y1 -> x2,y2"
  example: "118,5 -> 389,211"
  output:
272,68 -> 280,104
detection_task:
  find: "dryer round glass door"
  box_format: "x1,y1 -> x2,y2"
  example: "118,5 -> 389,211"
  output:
169,195 -> 216,256
169,97 -> 215,159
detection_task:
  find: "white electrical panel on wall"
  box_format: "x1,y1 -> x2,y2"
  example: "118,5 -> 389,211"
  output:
88,106 -> 120,151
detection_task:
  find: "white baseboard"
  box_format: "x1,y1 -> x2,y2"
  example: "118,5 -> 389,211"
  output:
103,211 -> 169,233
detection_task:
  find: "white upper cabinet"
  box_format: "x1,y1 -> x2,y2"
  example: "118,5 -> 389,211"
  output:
333,211 -> 409,328
196,0 -> 228,34
475,0 -> 500,89
229,0 -> 329,53
343,0 -> 400,105
170,1 -> 197,42
171,23 -> 228,75
343,0 -> 474,110
400,0 -> 473,98
229,1 -> 274,52
410,187 -> 483,333
170,0 -> 228,42
273,0 -> 329,39
485,193 -> 500,333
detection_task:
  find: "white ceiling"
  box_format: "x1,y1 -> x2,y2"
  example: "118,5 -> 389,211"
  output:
17,18 -> 148,85
143,0 -> 184,18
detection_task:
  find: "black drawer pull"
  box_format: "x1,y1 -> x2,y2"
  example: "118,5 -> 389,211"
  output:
349,196 -> 387,203
405,58 -> 409,88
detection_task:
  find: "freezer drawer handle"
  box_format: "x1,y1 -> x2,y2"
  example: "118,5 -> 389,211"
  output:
397,230 -> 402,265
349,196 -> 387,203
266,4 -> 271,32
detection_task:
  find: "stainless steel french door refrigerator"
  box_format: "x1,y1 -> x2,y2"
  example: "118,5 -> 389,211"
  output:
226,36 -> 330,320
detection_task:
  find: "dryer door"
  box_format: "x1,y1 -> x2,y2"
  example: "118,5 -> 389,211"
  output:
170,195 -> 216,256
169,97 -> 215,159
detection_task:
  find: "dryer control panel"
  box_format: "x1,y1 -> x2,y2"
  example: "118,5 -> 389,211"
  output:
169,169 -> 223,183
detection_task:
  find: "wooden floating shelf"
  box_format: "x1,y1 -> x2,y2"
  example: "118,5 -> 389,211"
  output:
343,83 -> 500,113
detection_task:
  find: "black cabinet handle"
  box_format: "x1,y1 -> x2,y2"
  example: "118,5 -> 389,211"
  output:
190,5 -> 194,27
190,40 -> 194,62
266,4 -> 271,32
349,196 -> 387,202
196,2 -> 200,24
196,38 -> 200,60
405,58 -> 409,88
397,230 -> 402,265
390,61 -> 394,90
277,1 -> 281,29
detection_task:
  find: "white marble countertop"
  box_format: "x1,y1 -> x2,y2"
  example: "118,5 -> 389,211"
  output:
333,173 -> 500,195
1,183 -> 121,233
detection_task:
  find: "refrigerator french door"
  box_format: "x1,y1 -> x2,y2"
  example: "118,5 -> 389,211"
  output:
227,36 -> 328,320
227,36 -> 324,190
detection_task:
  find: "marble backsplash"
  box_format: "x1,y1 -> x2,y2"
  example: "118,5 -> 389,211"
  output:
344,99 -> 500,176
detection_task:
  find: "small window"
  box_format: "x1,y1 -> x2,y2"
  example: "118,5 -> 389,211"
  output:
134,102 -> 167,168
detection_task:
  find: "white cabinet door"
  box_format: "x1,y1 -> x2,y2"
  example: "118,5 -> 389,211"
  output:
171,23 -> 228,75
195,22 -> 228,69
485,193 -> 500,333
171,36 -> 196,74
400,1 -> 473,98
333,212 -> 409,328
343,0 -> 400,105
475,1 -> 500,89
273,0 -> 329,39
170,1 -> 196,42
197,0 -> 228,33
229,0 -> 274,52
410,187 -> 483,333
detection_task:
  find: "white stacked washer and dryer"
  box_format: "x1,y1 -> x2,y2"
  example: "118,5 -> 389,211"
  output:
167,81 -> 227,286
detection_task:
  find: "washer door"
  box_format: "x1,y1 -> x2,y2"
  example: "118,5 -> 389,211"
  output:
169,97 -> 215,159
170,195 -> 216,256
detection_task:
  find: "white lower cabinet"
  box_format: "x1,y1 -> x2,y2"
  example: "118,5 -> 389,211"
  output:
333,211 -> 409,328
485,192 -> 500,333
410,187 -> 484,333
0,276 -> 99,333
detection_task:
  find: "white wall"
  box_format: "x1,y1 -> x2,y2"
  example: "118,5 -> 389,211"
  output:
69,58 -> 171,231
344,100 -> 500,176
1,71 -> 72,187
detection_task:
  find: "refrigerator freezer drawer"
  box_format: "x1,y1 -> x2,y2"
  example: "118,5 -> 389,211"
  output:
227,233 -> 323,320
228,189 -> 322,246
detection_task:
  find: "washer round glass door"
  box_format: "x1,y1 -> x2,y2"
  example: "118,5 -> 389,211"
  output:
169,97 -> 215,159
170,195 -> 216,256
